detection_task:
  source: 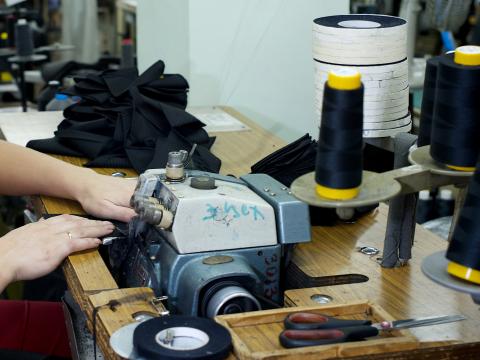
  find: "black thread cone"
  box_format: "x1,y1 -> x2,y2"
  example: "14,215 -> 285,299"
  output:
430,55 -> 480,167
447,159 -> 480,271
315,83 -> 364,190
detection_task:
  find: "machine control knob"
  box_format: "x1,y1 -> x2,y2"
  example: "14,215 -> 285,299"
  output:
190,176 -> 216,190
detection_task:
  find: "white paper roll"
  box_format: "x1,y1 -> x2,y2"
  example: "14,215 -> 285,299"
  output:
312,15 -> 407,66
363,121 -> 412,138
311,14 -> 410,137
363,114 -> 412,130
313,60 -> 408,80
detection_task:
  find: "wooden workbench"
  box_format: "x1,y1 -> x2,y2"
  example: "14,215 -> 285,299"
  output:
31,107 -> 480,359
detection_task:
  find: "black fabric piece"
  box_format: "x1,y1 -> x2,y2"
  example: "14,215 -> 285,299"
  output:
447,160 -> 480,270
418,56 -> 441,147
251,134 -> 338,226
251,134 -> 318,187
28,60 -> 221,174
22,267 -> 66,302
40,57 -> 121,83
430,54 -> 480,167
0,349 -> 67,360
315,83 -> 363,189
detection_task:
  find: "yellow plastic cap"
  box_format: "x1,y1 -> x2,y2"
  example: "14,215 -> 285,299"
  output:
454,45 -> 480,66
316,183 -> 360,200
327,68 -> 361,90
446,164 -> 475,172
0,72 -> 12,82
0,32 -> 7,40
447,261 -> 480,285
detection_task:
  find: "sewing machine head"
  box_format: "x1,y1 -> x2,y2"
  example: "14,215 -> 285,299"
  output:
112,151 -> 311,318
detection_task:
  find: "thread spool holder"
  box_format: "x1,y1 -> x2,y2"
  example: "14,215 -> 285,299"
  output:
292,146 -> 470,209
8,54 -> 46,112
422,251 -> 480,304
291,143 -> 478,302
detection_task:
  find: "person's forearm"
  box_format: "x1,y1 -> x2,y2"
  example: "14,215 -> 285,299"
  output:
0,252 -> 13,293
0,272 -> 9,293
0,140 -> 95,199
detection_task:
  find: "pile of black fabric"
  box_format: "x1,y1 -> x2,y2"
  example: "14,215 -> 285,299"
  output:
251,134 -> 337,226
27,60 -> 221,173
251,134 -> 318,186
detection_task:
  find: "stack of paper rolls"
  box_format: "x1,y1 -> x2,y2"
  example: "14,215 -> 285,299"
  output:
313,14 -> 411,138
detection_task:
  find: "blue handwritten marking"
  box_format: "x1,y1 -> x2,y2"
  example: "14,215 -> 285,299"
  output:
202,202 -> 265,223
224,202 -> 240,218
202,203 -> 219,221
250,205 -> 265,220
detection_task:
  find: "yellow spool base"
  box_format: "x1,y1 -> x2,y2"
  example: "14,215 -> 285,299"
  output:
316,183 -> 359,200
446,164 -> 475,172
447,261 -> 480,285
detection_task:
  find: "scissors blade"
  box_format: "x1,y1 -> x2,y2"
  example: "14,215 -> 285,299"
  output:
383,315 -> 466,330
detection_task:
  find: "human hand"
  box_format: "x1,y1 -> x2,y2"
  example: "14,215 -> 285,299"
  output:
74,172 -> 137,223
0,215 -> 114,286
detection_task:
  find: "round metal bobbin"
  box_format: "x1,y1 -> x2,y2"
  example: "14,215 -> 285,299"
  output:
291,171 -> 401,208
409,146 -> 474,177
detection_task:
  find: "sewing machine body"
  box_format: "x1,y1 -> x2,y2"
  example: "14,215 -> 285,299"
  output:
117,169 -> 311,317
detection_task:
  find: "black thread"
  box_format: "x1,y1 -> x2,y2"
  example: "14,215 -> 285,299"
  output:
315,82 -> 364,189
418,56 -> 441,147
14,20 -> 34,57
447,160 -> 480,270
430,55 -> 480,167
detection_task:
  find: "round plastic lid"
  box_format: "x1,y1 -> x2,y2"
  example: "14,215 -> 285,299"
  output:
327,68 -> 361,90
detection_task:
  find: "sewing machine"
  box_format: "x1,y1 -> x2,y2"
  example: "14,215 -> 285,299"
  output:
110,151 -> 311,318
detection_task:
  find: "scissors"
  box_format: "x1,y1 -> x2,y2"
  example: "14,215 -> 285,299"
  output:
279,312 -> 466,348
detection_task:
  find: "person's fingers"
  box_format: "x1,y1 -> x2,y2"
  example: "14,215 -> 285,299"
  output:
58,237 -> 101,257
69,237 -> 102,254
96,201 -> 137,222
108,205 -> 136,223
116,179 -> 137,207
67,222 -> 114,239
54,218 -> 113,233
43,214 -> 85,225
